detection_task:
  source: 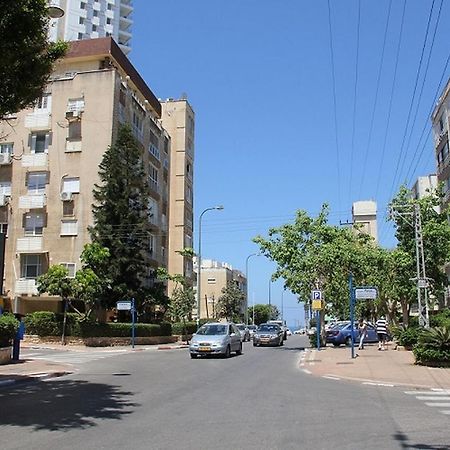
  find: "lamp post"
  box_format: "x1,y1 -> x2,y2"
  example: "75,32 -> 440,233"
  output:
245,253 -> 260,325
196,205 -> 224,329
47,1 -> 65,18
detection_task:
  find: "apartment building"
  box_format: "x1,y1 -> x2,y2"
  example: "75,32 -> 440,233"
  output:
49,0 -> 133,55
0,37 -> 169,314
160,100 -> 195,296
193,258 -> 247,320
411,175 -> 438,200
352,200 -> 378,243
433,78 -> 450,208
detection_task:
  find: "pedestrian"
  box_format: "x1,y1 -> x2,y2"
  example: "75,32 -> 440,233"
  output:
376,316 -> 388,351
358,320 -> 368,350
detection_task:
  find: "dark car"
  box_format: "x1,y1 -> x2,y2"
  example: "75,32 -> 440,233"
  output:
326,322 -> 379,347
253,323 -> 284,347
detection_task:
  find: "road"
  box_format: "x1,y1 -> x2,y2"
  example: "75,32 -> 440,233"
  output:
1,336 -> 449,450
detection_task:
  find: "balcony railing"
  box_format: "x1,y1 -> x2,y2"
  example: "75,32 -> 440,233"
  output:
19,194 -> 46,209
16,237 -> 43,252
24,113 -> 51,130
22,153 -> 48,167
15,279 -> 38,295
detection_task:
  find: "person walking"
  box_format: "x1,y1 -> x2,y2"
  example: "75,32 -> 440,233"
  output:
376,316 -> 388,351
358,320 -> 368,350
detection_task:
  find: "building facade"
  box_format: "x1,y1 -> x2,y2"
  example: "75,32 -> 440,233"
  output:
49,0 -> 133,55
411,175 -> 438,200
432,78 -> 450,208
352,200 -> 378,243
160,100 -> 195,295
193,258 -> 246,320
0,38 -> 170,313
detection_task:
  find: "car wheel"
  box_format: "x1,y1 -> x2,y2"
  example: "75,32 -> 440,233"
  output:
236,343 -> 242,355
345,336 -> 353,346
280,337 -> 284,346
253,342 -> 257,347
224,345 -> 231,358
190,353 -> 197,359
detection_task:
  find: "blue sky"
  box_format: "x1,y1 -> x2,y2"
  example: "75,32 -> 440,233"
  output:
131,1 -> 450,328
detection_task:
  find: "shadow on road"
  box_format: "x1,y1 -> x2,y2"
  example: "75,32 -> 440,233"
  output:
393,431 -> 450,449
0,378 -> 138,431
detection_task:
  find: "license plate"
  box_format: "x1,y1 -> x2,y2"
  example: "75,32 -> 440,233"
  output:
261,338 -> 269,342
199,346 -> 210,352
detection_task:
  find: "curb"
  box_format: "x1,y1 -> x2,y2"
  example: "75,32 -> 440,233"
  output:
0,370 -> 71,389
157,345 -> 189,350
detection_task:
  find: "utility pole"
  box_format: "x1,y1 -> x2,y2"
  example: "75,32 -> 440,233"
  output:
390,203 -> 430,328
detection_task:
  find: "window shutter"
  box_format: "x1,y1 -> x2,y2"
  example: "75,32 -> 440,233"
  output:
44,133 -> 50,151
25,172 -> 29,186
31,135 -> 37,152
22,213 -> 27,228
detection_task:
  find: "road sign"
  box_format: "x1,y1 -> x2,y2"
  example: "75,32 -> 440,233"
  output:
312,300 -> 323,310
418,278 -> 429,288
311,290 -> 322,300
116,300 -> 132,311
355,288 -> 377,300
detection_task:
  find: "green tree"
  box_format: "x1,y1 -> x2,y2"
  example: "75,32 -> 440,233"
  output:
389,185 -> 450,316
90,125 -> 151,308
0,0 -> 67,118
217,281 -> 245,322
247,304 -> 279,325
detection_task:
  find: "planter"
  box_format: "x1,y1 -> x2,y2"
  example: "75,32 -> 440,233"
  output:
0,346 -> 12,365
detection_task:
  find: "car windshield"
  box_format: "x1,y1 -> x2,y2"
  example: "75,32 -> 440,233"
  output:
258,325 -> 279,332
247,325 -> 257,330
196,325 -> 227,335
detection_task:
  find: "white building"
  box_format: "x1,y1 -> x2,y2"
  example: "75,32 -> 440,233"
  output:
49,0 -> 133,55
352,200 -> 378,243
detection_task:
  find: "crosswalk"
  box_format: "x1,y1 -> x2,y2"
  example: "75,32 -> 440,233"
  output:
405,389 -> 450,416
22,349 -> 129,366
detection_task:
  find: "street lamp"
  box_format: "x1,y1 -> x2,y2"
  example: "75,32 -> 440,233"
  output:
245,253 -> 261,325
47,1 -> 65,18
196,205 -> 224,328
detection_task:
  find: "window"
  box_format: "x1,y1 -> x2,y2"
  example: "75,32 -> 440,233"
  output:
68,121 -> 82,140
149,165 -> 158,192
80,2 -> 86,9
149,233 -> 155,255
35,94 -> 51,111
107,17 -> 112,24
27,172 -> 47,194
0,143 -> 13,154
0,223 -> 8,236
60,263 -> 76,278
63,201 -> 75,216
149,144 -> 160,160
107,3 -> 113,10
24,212 -> 45,236
0,182 -> 12,196
79,17 -> 84,24
67,98 -> 85,113
78,32 -> 84,39
21,254 -> 43,279
62,178 -> 80,194
61,220 -> 78,236
148,197 -> 158,225
439,116 -> 445,133
93,9 -> 98,16
164,137 -> 169,154
92,24 -> 98,31
30,132 -> 50,154
149,130 -> 159,147
186,185 -> 193,204
207,278 -> 216,284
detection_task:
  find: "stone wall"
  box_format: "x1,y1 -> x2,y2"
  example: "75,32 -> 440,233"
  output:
0,347 -> 11,365
24,335 -> 179,347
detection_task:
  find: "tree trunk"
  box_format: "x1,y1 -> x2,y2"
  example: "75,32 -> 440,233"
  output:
61,298 -> 68,345
401,300 -> 409,327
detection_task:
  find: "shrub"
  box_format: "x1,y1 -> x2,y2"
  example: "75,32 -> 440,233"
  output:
75,322 -> 172,338
413,346 -> 450,367
430,310 -> 450,328
172,321 -> 197,335
308,330 -> 326,347
392,326 -> 421,348
24,311 -> 60,336
0,314 -> 19,347
413,326 -> 450,366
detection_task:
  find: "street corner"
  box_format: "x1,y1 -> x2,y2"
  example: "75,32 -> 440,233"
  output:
0,369 -> 72,389
157,344 -> 189,351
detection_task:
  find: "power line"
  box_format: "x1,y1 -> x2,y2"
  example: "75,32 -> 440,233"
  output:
374,0 -> 407,199
348,0 -> 361,204
358,0 -> 393,197
388,0 -> 436,199
326,0 -> 342,217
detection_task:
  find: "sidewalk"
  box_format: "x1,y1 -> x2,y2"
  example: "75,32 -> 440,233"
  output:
0,342 -> 189,388
300,343 -> 450,389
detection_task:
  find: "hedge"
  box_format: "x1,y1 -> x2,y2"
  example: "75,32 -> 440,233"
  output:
24,311 -> 172,338
172,321 -> 198,335
0,314 -> 19,347
413,346 -> 450,367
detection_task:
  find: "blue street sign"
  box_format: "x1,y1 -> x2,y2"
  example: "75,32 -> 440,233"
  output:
311,290 -> 322,300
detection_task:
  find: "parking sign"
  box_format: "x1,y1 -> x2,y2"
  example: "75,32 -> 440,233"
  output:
311,290 -> 322,300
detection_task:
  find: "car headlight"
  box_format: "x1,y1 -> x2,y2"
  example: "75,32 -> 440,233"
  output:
191,343 -> 199,347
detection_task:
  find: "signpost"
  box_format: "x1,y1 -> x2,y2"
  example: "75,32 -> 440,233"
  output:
311,290 -> 323,350
116,299 -> 136,348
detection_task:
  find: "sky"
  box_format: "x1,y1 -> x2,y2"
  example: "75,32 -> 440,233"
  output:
130,0 -> 450,328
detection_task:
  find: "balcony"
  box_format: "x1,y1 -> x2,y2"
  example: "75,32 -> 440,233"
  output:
24,113 -> 51,130
19,194 -> 46,209
22,153 -> 48,168
435,129 -> 448,148
16,237 -> 43,253
437,151 -> 450,175
66,140 -> 82,153
15,279 -> 38,295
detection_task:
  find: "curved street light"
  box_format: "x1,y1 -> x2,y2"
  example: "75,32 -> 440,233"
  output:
47,1 -> 65,18
245,252 -> 261,325
196,205 -> 224,328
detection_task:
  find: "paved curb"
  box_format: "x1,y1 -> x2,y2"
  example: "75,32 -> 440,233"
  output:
157,344 -> 189,350
0,371 -> 71,389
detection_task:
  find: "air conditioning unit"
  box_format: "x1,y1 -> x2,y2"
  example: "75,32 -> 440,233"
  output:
0,194 -> 10,206
0,153 -> 12,165
60,191 -> 73,201
65,110 -> 80,120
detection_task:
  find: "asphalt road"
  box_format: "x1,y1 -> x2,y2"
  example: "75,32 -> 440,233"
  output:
1,335 -> 449,450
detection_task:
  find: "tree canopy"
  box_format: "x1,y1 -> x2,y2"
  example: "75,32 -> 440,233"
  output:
217,281 -> 245,322
0,0 -> 67,117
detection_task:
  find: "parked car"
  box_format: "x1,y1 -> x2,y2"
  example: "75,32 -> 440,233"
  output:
267,320 -> 288,340
235,324 -> 251,342
253,323 -> 284,347
307,327 -> 317,336
294,328 -> 306,335
326,321 -> 378,347
247,325 -> 257,339
286,328 -> 292,336
189,322 -> 242,358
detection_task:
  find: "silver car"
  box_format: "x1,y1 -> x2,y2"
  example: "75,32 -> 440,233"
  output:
235,324 -> 250,342
189,322 -> 243,358
253,323 -> 284,347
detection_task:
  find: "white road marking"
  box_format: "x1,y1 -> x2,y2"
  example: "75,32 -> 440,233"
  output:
322,376 -> 341,380
302,369 -> 312,375
362,382 -> 394,387
425,403 -> 450,408
416,396 -> 450,401
405,390 -> 450,395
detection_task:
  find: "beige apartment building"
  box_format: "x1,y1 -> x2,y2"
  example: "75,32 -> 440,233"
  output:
352,200 -> 378,243
0,37 -> 187,314
193,258 -> 247,320
160,100 -> 195,295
